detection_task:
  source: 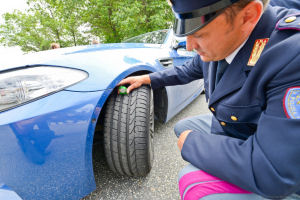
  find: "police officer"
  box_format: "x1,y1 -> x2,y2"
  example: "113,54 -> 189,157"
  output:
118,0 -> 300,199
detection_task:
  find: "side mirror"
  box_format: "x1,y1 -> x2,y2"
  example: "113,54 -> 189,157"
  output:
173,41 -> 186,50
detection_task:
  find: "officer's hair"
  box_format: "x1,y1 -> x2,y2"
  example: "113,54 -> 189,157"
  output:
224,0 -> 270,23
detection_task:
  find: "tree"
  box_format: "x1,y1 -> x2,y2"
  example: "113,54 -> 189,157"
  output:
0,0 -> 173,52
85,0 -> 173,43
0,0 -> 90,52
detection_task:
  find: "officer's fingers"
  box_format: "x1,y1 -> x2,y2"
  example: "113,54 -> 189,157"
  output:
117,78 -> 131,86
120,76 -> 138,85
127,82 -> 141,94
127,83 -> 137,94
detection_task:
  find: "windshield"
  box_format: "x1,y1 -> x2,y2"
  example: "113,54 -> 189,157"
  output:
122,30 -> 169,44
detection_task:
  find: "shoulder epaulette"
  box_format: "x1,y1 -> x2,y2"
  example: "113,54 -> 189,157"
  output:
276,13 -> 300,31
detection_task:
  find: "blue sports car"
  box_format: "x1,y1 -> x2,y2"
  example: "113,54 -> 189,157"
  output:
0,29 -> 204,200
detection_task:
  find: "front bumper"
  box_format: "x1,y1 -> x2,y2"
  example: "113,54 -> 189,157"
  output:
0,89 -> 107,200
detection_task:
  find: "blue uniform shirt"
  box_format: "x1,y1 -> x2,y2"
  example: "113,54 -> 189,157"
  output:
150,5 -> 300,199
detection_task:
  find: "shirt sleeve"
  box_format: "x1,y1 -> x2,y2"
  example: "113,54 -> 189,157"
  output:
149,55 -> 204,90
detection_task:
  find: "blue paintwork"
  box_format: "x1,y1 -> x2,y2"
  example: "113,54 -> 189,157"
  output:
165,80 -> 204,122
0,90 -> 107,200
0,30 -> 203,199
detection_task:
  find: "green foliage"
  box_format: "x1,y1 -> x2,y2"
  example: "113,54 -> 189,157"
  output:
85,0 -> 173,43
0,0 -> 173,52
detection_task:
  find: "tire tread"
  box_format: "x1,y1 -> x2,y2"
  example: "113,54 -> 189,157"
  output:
104,85 -> 154,176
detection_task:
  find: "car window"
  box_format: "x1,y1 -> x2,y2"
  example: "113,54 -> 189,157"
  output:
122,30 -> 169,44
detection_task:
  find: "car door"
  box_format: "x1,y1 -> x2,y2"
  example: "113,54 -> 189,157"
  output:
158,36 -> 204,121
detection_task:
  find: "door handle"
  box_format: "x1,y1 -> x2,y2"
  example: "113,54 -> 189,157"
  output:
158,58 -> 173,67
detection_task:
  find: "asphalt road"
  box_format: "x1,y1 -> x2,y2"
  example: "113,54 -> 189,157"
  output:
83,93 -> 209,200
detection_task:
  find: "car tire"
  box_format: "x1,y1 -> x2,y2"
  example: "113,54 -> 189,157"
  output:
104,85 -> 154,176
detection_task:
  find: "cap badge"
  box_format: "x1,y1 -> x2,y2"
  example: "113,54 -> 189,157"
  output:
247,38 -> 269,66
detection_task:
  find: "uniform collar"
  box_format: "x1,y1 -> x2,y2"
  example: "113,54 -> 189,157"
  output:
225,38 -> 248,64
208,6 -> 278,106
225,3 -> 264,64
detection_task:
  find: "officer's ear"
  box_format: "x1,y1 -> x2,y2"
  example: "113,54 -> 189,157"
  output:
239,1 -> 263,32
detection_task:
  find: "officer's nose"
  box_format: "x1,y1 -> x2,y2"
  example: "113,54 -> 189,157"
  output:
186,35 -> 197,51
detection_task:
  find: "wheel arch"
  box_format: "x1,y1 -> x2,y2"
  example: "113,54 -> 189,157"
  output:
90,67 -> 169,172
93,67 -> 169,137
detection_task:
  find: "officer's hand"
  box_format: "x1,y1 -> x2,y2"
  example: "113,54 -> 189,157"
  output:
117,75 -> 151,94
177,130 -> 192,151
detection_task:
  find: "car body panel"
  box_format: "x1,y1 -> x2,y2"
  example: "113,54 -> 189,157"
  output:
0,90 -> 106,200
1,43 -> 195,92
165,80 -> 203,122
0,30 -> 203,199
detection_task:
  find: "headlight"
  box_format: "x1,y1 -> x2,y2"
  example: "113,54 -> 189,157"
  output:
0,66 -> 88,112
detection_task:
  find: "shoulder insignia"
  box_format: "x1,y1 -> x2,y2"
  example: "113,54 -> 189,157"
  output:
283,87 -> 300,119
247,38 -> 269,66
276,13 -> 300,31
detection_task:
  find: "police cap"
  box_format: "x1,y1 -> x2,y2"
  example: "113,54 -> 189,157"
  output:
171,0 -> 241,36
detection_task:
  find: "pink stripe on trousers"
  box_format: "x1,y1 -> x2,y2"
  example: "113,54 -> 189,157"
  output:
179,170 -> 251,200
